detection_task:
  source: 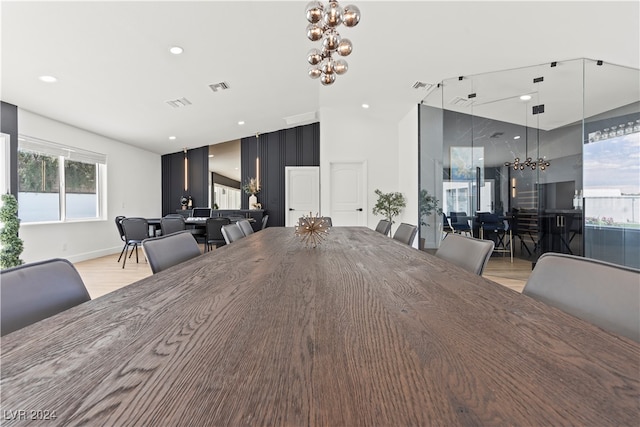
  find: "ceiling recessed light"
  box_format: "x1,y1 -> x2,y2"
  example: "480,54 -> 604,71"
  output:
39,75 -> 57,83
514,136 -> 521,140
169,46 -> 184,55
169,136 -> 177,140
237,121 -> 245,125
362,103 -> 370,109
520,95 -> 532,101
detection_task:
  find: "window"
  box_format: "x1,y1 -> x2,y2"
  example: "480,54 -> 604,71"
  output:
18,136 -> 106,223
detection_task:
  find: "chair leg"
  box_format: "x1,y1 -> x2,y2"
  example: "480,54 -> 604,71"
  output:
135,244 -> 139,263
509,230 -> 513,263
122,245 -> 129,268
117,242 -> 127,262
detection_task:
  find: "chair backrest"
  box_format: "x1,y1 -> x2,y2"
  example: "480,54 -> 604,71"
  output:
393,223 -> 418,246
206,217 -> 230,242
375,219 -> 391,236
221,223 -> 245,244
142,230 -> 202,274
523,253 -> 640,342
477,212 -> 505,230
161,216 -> 186,235
322,217 -> 333,227
434,233 -> 494,275
450,212 -> 472,233
121,217 -> 149,242
1,258 -> 91,336
115,215 -> 126,241
261,214 -> 269,230
237,219 -> 254,236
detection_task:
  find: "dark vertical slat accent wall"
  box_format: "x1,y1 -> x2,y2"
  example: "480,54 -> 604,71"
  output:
188,146 -> 209,208
161,146 -> 209,216
1,101 -> 18,195
241,122 -> 319,227
241,137 -> 258,209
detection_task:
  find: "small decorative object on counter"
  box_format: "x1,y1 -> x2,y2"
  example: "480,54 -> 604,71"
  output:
242,177 -> 261,210
295,212 -> 330,248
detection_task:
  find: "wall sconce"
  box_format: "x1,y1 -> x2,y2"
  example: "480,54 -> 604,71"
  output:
511,178 -> 517,198
255,133 -> 260,189
183,148 -> 188,192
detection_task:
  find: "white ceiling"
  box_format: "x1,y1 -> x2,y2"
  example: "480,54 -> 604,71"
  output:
1,1 -> 639,161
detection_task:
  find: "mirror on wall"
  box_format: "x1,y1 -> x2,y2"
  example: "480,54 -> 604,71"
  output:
209,140 -> 241,209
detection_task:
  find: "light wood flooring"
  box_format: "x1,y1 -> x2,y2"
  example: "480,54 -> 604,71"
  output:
74,245 -> 531,300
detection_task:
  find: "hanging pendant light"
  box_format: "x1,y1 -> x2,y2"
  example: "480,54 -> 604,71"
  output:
306,1 -> 361,86
504,100 -> 550,171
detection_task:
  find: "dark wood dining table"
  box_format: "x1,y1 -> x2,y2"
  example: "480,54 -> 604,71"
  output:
1,227 -> 638,426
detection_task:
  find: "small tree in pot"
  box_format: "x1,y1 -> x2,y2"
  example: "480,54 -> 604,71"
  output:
0,193 -> 24,269
419,189 -> 441,227
372,189 -> 406,236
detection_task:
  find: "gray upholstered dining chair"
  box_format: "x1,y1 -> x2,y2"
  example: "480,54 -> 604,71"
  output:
392,223 -> 418,246
221,223 -> 245,244
322,217 -> 333,227
434,233 -> 494,275
523,253 -> 640,342
237,219 -> 254,236
161,215 -> 186,236
261,214 -> 269,230
206,217 -> 230,251
142,230 -> 202,274
120,217 -> 150,268
375,219 -> 391,236
1,258 -> 91,336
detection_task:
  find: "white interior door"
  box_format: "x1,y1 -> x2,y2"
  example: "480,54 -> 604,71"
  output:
330,162 -> 366,226
285,167 -> 320,227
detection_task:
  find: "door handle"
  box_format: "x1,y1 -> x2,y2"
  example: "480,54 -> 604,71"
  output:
356,208 -> 363,211
289,208 -> 294,211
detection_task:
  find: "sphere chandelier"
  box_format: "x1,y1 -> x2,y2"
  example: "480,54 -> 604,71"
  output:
305,1 -> 361,86
504,128 -> 551,171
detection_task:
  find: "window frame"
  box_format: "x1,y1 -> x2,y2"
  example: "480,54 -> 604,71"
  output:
17,135 -> 107,224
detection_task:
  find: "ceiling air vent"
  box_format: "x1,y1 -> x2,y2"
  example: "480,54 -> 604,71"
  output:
449,96 -> 475,107
209,82 -> 230,92
165,97 -> 192,108
412,81 -> 434,90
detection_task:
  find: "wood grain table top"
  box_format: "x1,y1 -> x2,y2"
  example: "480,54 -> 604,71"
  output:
1,227 -> 638,426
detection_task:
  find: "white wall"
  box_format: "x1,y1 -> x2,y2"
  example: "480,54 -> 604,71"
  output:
320,105 -> 419,236
17,109 -> 161,263
397,105 -> 419,248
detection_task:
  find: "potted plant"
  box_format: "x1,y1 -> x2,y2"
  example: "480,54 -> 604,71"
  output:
242,177 -> 260,210
419,189 -> 441,227
372,189 -> 406,236
418,189 -> 442,250
0,193 -> 24,269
